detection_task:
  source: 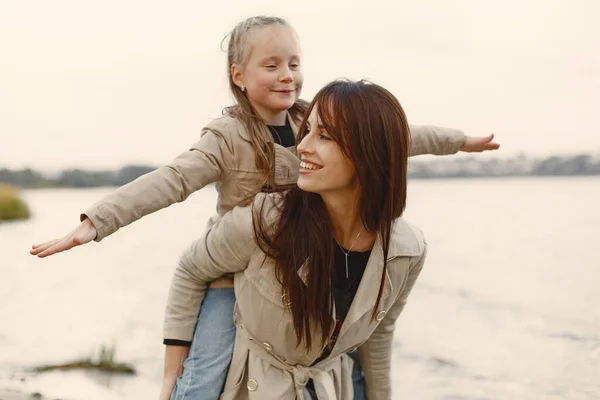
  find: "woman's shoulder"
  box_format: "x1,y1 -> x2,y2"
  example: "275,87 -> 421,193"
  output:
389,218 -> 426,259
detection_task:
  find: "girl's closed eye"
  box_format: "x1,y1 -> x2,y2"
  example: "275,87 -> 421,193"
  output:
319,132 -> 333,141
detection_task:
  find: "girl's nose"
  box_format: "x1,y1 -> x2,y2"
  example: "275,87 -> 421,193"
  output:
279,66 -> 293,82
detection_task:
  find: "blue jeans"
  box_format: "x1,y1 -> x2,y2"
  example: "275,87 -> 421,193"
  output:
349,349 -> 368,400
171,288 -> 236,399
171,288 -> 367,399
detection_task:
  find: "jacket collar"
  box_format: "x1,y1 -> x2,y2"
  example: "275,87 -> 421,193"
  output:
296,218 -> 423,284
295,218 -> 422,334
235,111 -> 301,189
387,218 -> 425,259
237,111 -> 298,143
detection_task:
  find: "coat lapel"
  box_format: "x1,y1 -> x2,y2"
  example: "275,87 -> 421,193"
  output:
338,219 -> 424,337
338,234 -> 392,337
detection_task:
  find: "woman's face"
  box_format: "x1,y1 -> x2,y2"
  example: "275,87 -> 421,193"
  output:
296,106 -> 357,196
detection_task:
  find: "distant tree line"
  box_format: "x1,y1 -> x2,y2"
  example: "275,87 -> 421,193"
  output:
532,155 -> 600,176
0,165 -> 156,188
407,153 -> 600,178
1,154 -> 599,189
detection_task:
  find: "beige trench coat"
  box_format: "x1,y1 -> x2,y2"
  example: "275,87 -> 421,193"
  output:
82,113 -> 464,242
172,194 -> 427,400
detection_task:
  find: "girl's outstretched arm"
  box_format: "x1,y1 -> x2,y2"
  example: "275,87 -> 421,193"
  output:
30,127 -> 233,258
409,124 -> 499,156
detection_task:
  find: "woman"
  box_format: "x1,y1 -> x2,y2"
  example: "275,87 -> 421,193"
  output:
166,78 -> 427,399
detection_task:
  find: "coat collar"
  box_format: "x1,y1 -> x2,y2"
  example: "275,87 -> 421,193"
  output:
236,111 -> 299,142
387,218 -> 425,259
236,111 -> 301,189
295,218 -> 423,335
296,218 -> 423,282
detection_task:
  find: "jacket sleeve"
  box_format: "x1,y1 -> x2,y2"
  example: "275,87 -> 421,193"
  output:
358,240 -> 428,400
82,127 -> 233,242
408,124 -> 466,156
162,195 -> 270,341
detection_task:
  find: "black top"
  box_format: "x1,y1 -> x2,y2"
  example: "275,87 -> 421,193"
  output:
268,118 -> 295,147
306,244 -> 370,395
333,244 -> 371,327
313,244 -> 371,363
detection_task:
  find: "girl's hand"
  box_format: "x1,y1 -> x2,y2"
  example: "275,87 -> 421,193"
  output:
160,345 -> 188,400
30,218 -> 98,258
159,375 -> 178,400
460,133 -> 500,152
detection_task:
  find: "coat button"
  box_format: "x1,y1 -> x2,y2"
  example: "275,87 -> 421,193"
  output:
281,293 -> 292,309
263,342 -> 273,352
247,379 -> 258,391
376,311 -> 386,321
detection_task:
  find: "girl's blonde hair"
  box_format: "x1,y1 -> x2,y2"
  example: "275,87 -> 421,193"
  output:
224,16 -> 308,185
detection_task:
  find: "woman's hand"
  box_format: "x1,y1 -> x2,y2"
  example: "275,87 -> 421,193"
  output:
30,217 -> 98,258
460,133 -> 500,152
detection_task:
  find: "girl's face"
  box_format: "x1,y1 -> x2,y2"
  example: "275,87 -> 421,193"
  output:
232,25 -> 304,124
296,107 -> 357,196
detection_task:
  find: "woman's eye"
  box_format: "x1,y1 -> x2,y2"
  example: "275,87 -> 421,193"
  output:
290,63 -> 300,68
319,132 -> 332,141
266,65 -> 277,69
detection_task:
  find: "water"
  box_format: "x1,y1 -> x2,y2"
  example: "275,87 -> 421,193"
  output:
1,178 -> 599,399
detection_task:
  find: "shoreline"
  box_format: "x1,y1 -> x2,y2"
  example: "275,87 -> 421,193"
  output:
0,389 -> 46,400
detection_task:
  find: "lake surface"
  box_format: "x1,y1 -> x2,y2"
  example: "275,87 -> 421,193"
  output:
1,177 -> 599,399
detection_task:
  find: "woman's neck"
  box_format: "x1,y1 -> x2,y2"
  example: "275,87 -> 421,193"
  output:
322,191 -> 376,252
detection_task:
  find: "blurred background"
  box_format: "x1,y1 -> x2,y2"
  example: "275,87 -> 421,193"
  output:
1,0 -> 599,399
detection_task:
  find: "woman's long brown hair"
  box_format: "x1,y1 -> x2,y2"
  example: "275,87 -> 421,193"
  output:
254,79 -> 411,350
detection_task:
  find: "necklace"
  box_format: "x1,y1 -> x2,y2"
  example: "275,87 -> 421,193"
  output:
334,227 -> 363,279
268,125 -> 283,145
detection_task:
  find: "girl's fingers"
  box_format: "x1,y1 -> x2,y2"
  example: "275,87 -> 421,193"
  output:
31,240 -> 56,250
36,237 -> 78,258
30,239 -> 62,255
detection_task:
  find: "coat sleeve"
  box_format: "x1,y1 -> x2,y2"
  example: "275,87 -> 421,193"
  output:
358,240 -> 428,400
408,124 -> 466,156
82,127 -> 233,242
162,194 -> 275,341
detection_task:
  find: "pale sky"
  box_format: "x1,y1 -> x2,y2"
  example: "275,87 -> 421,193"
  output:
1,0 -> 599,170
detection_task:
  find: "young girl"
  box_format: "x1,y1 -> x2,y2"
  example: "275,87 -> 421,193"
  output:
168,78 -> 424,399
29,15 -> 498,400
